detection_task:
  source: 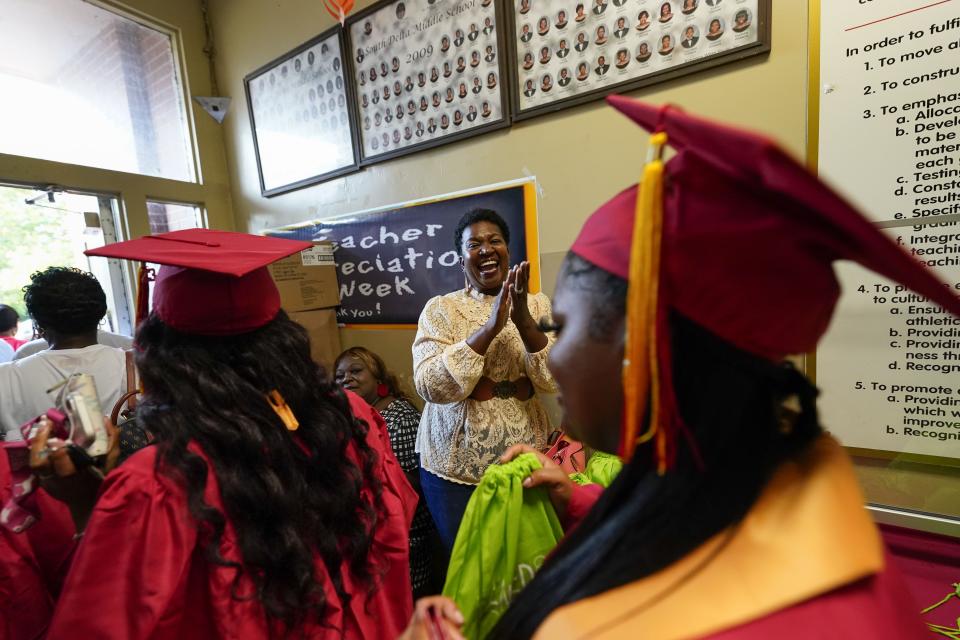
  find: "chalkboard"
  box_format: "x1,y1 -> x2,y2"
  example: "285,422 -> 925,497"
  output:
264,179 -> 540,326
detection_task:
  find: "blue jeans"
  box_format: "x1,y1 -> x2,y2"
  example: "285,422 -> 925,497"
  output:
420,468 -> 476,552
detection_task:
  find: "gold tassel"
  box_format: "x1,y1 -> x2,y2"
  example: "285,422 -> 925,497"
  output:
621,132 -> 668,470
267,390 -> 300,431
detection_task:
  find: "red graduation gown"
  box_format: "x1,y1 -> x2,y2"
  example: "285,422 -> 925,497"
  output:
0,523 -> 51,640
706,558 -> 925,639
537,436 -> 928,639
0,449 -> 75,640
47,392 -> 416,639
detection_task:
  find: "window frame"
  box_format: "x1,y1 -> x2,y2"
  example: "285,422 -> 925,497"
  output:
0,0 -> 232,323
0,0 -> 203,184
145,197 -> 209,233
92,0 -> 204,184
0,178 -> 136,335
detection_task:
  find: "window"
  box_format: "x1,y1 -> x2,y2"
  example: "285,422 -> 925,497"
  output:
0,0 -> 196,182
144,200 -> 206,310
147,200 -> 205,233
0,184 -> 133,337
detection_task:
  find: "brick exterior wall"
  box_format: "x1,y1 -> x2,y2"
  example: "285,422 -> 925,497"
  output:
56,15 -> 192,181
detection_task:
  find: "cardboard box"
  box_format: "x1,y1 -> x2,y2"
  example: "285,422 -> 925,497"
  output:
288,308 -> 342,376
268,242 -> 340,312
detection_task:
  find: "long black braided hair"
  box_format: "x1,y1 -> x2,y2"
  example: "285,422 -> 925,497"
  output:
134,310 -> 385,635
490,254 -> 822,638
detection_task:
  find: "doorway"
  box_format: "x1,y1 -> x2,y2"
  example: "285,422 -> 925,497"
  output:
0,183 -> 133,344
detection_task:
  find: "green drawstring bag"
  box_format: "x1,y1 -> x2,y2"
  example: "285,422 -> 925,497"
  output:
570,451 -> 623,487
442,453 -> 564,639
584,451 -> 623,487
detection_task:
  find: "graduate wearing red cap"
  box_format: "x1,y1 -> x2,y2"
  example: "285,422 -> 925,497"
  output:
485,99 -> 958,639
30,230 -> 417,639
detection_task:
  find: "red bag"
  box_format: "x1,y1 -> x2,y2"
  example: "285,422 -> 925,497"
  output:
544,434 -> 586,475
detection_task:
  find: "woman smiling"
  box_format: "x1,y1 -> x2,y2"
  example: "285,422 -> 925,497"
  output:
412,209 -> 557,550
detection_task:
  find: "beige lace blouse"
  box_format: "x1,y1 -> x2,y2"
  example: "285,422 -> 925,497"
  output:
413,287 -> 558,484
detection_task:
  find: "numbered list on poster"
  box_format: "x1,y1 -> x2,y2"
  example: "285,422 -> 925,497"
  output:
818,1 -> 960,459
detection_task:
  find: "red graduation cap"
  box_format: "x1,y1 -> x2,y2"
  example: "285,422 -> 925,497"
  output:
86,229 -> 312,336
571,96 -> 960,470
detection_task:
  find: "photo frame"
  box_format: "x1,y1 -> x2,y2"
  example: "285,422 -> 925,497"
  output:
507,0 -> 771,120
244,27 -> 361,197
346,0 -> 512,166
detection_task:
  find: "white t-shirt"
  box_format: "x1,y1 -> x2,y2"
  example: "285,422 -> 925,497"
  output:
12,330 -> 134,361
0,341 -> 13,363
0,344 -> 127,440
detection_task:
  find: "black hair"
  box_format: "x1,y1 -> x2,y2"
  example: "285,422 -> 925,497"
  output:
334,346 -> 410,402
0,304 -> 19,333
23,267 -> 106,335
490,254 -> 822,638
453,208 -> 511,252
134,310 -> 385,633
557,253 -> 627,342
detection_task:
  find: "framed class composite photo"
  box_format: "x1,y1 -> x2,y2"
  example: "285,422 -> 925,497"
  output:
244,28 -> 361,197
346,0 -> 512,165
507,0 -> 770,120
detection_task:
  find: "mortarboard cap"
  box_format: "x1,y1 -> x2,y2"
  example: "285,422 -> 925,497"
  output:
571,97 -> 960,469
86,229 -> 312,336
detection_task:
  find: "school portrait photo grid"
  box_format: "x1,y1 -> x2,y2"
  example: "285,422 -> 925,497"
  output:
348,0 -> 510,162
511,0 -> 760,114
245,31 -> 359,194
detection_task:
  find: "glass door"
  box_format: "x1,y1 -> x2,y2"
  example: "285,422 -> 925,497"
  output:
0,182 -> 133,339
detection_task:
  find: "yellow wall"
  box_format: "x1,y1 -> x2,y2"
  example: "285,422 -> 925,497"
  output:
209,0 -> 808,400
209,0 -> 960,534
0,0 -> 235,238
212,1 -> 807,243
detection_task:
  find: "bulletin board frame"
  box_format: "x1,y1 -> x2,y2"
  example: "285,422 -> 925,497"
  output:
807,0 -> 960,540
243,27 -> 362,197
344,0 -> 514,167
807,0 -> 960,472
506,0 -> 772,122
263,177 -> 541,329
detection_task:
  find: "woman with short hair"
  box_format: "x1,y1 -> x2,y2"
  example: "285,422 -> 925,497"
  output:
413,209 -> 557,550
